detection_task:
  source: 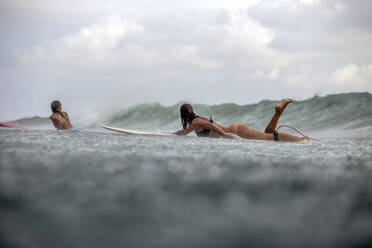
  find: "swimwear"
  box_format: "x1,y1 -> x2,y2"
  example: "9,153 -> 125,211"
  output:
273,130 -> 279,141
232,123 -> 239,135
195,129 -> 211,137
195,116 -> 214,137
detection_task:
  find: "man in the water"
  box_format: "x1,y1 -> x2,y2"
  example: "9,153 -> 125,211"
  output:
49,100 -> 73,130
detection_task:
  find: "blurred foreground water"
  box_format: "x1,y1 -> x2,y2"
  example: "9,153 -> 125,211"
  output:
1,128 -> 372,248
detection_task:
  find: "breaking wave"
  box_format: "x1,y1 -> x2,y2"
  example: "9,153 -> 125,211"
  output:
5,92 -> 372,138
102,92 -> 372,138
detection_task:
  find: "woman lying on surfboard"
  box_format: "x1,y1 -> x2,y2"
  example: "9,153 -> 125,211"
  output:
50,100 -> 73,130
173,99 -> 311,142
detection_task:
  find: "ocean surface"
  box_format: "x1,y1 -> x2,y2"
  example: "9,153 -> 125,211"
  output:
1,92 -> 372,248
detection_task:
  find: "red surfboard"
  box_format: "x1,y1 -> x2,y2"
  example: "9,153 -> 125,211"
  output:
0,122 -> 29,130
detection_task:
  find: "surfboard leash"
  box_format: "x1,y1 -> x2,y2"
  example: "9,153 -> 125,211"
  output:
276,125 -> 320,141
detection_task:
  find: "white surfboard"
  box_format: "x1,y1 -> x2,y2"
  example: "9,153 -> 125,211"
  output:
101,125 -> 174,136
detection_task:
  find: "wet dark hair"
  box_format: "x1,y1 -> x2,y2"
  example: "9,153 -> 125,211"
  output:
180,103 -> 196,129
51,100 -> 62,113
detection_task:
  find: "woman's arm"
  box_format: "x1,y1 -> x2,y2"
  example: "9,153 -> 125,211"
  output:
195,119 -> 234,139
173,125 -> 194,136
50,115 -> 62,130
61,111 -> 69,120
208,123 -> 234,139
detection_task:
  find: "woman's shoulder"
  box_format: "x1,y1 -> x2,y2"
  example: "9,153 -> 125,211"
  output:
50,113 -> 58,120
192,116 -> 211,125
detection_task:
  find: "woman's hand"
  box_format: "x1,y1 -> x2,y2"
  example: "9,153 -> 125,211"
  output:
173,125 -> 194,136
225,133 -> 240,139
224,133 -> 236,139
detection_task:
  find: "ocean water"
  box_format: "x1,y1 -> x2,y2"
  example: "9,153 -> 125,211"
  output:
1,92 -> 372,248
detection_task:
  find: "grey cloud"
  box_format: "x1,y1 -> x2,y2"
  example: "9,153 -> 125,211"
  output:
325,0 -> 372,30
248,0 -> 372,32
247,0 -> 372,54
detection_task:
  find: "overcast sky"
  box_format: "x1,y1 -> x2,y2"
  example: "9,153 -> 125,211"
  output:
1,0 -> 372,121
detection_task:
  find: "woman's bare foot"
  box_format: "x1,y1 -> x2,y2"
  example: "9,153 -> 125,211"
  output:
275,99 -> 293,114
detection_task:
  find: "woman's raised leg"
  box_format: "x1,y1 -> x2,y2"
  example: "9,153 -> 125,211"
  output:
264,99 -> 293,133
231,98 -> 309,141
